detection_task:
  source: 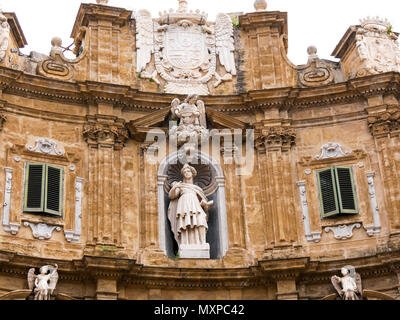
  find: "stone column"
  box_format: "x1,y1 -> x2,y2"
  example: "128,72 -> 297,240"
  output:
221,146 -> 246,250
139,143 -> 160,250
367,95 -> 400,242
255,126 -> 298,252
83,114 -> 128,248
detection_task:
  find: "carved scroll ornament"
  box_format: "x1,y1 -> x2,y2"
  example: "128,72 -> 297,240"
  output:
37,27 -> 89,81
299,46 -> 334,87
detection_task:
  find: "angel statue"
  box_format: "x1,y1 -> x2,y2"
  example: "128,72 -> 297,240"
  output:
0,9 -> 10,62
27,264 -> 59,300
331,266 -> 363,300
168,163 -> 214,258
169,94 -> 209,151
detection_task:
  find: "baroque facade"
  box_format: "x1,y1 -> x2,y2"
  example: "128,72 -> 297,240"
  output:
0,0 -> 399,300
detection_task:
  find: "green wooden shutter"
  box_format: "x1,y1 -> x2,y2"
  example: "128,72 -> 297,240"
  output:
44,165 -> 63,216
335,166 -> 358,215
24,163 -> 45,212
317,168 -> 340,218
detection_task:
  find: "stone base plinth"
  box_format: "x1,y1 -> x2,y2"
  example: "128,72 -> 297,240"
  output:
179,244 -> 210,259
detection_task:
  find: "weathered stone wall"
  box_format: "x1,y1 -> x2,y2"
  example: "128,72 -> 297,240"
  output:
0,4 -> 399,301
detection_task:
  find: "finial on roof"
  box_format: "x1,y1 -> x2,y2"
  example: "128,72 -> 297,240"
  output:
96,0 -> 109,5
254,0 -> 267,11
178,0 -> 188,13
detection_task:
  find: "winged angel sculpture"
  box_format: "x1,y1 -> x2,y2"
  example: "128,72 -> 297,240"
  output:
331,266 -> 363,300
135,0 -> 237,95
27,264 -> 59,300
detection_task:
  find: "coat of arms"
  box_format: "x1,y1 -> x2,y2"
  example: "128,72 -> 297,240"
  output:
135,0 -> 237,95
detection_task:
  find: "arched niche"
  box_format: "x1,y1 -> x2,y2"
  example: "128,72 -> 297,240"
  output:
158,152 -> 228,259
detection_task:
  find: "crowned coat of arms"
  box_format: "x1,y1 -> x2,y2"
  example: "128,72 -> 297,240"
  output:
135,0 -> 237,95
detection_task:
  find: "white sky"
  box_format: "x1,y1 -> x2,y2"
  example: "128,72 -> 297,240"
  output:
1,0 -> 400,64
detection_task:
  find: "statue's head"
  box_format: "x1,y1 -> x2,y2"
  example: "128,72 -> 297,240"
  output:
39,265 -> 49,275
51,37 -> 62,48
181,163 -> 197,179
341,267 -> 349,276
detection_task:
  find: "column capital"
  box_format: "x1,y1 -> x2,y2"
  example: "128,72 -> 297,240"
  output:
83,115 -> 129,150
255,126 -> 296,153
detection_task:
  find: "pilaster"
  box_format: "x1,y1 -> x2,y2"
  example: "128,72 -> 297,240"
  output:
255,125 -> 298,252
83,114 -> 128,248
71,3 -> 133,85
366,95 -> 400,234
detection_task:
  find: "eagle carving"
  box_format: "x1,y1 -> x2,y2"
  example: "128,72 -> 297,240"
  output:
135,0 -> 237,95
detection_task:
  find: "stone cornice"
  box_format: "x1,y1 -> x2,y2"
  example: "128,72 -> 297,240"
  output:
0,250 -> 400,289
71,3 -> 132,38
4,12 -> 28,48
0,67 -> 400,113
239,11 -> 288,34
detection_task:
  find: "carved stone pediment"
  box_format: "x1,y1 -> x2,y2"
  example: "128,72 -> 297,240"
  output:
127,103 -> 248,142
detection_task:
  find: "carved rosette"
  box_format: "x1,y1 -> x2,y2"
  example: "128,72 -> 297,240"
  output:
367,107 -> 400,138
83,116 -> 129,150
255,127 -> 296,152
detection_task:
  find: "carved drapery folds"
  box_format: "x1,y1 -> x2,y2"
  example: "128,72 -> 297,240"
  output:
255,126 -> 296,153
367,107 -> 400,138
83,115 -> 128,150
0,10 -> 10,63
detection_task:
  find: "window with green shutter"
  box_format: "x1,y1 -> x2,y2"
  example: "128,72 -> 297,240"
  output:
316,166 -> 358,219
24,163 -> 63,217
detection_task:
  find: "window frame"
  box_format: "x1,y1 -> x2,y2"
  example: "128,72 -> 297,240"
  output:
23,162 -> 64,217
316,166 -> 359,219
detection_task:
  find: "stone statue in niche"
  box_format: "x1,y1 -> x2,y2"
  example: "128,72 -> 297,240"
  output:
0,10 -> 10,63
27,264 -> 59,300
168,163 -> 214,259
331,266 -> 363,300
